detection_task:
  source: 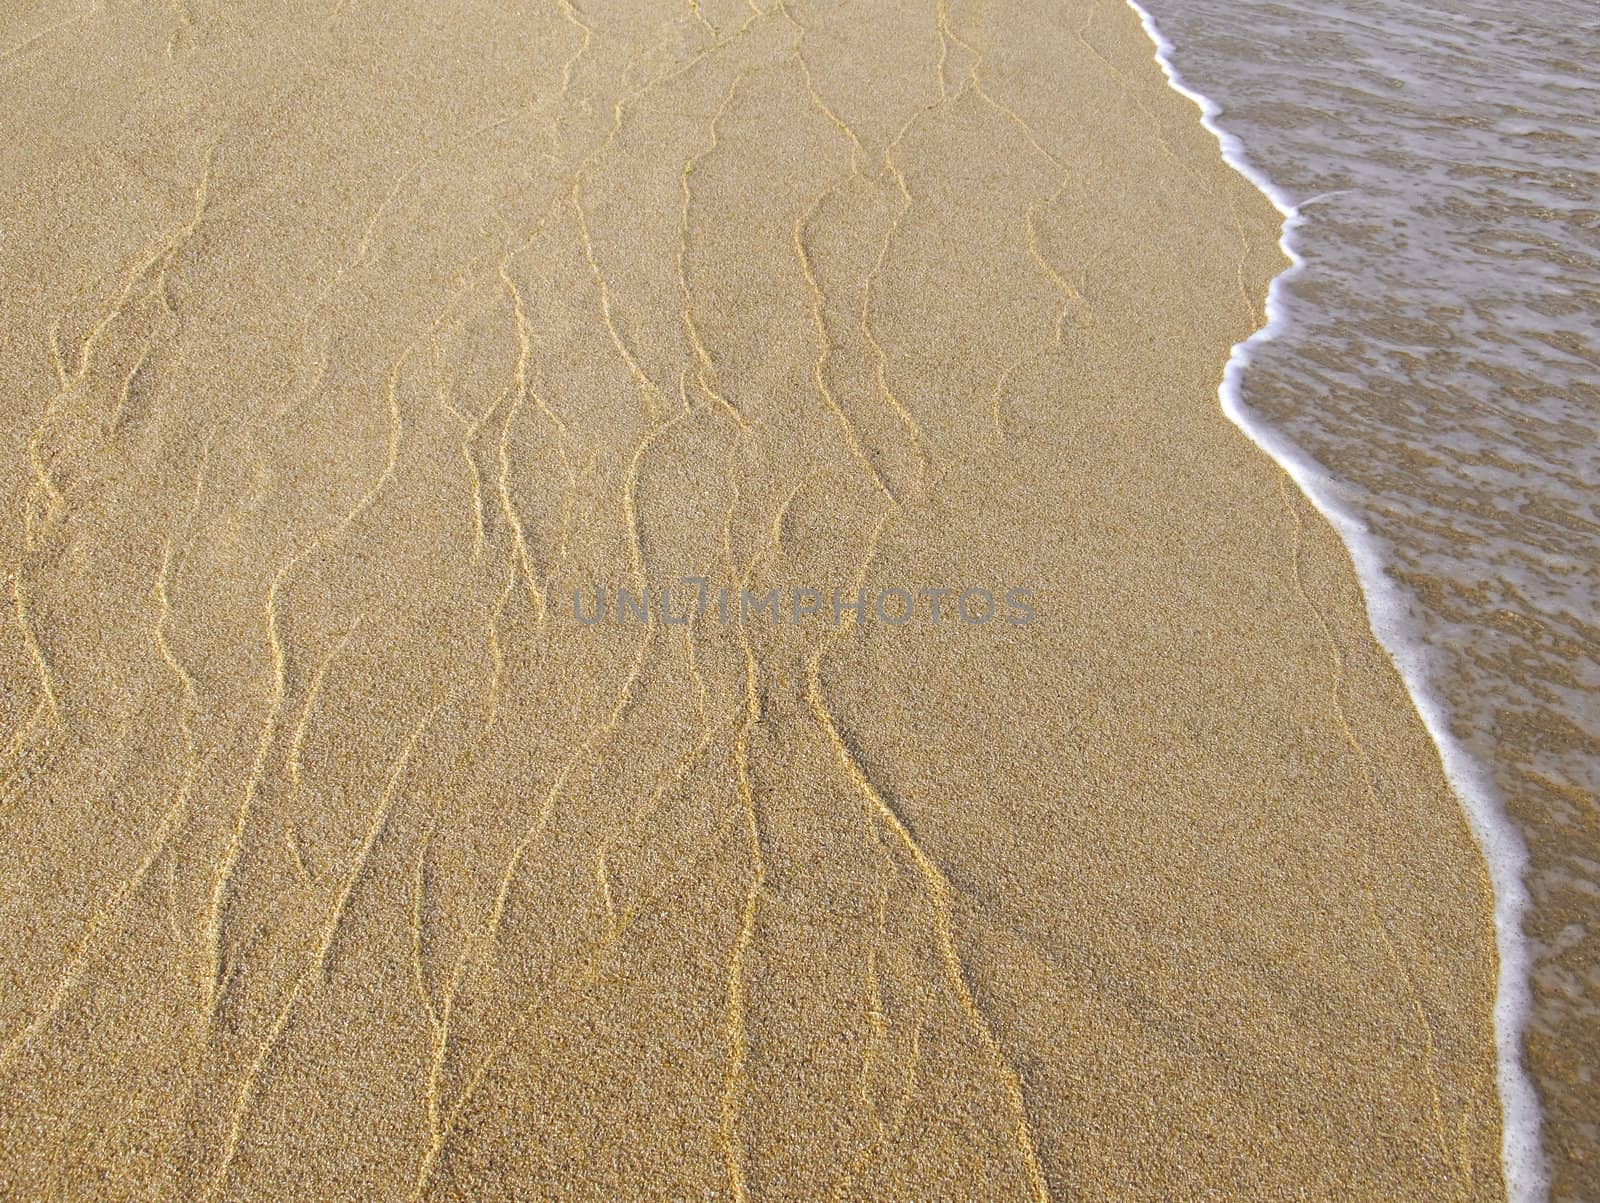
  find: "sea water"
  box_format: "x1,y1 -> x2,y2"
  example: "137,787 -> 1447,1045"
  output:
1126,0 -> 1600,1197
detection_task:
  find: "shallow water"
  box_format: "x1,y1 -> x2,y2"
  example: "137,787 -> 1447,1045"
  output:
1130,0 -> 1600,1196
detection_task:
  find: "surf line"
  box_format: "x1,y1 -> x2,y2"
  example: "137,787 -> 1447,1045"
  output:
1121,2 -> 1546,1198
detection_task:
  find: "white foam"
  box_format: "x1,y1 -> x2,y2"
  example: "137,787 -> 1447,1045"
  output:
1121,2 -> 1548,1197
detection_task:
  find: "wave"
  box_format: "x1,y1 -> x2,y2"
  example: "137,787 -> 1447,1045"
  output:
1121,2 -> 1547,1197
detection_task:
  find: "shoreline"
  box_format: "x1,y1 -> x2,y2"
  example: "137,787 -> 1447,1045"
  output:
1122,2 -> 1546,1197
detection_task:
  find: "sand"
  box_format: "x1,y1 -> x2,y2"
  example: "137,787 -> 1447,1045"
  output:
0,0 -> 1508,1198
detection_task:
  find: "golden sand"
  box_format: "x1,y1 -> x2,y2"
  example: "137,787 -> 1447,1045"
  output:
1,0 -> 1507,1198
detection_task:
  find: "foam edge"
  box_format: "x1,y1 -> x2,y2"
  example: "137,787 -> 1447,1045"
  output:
1120,2 -> 1549,1197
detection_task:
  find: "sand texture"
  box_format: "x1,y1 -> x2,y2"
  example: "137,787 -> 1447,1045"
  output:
1,1 -> 1508,1199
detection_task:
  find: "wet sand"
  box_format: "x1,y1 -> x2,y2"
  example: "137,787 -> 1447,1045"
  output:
0,1 -> 1509,1199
